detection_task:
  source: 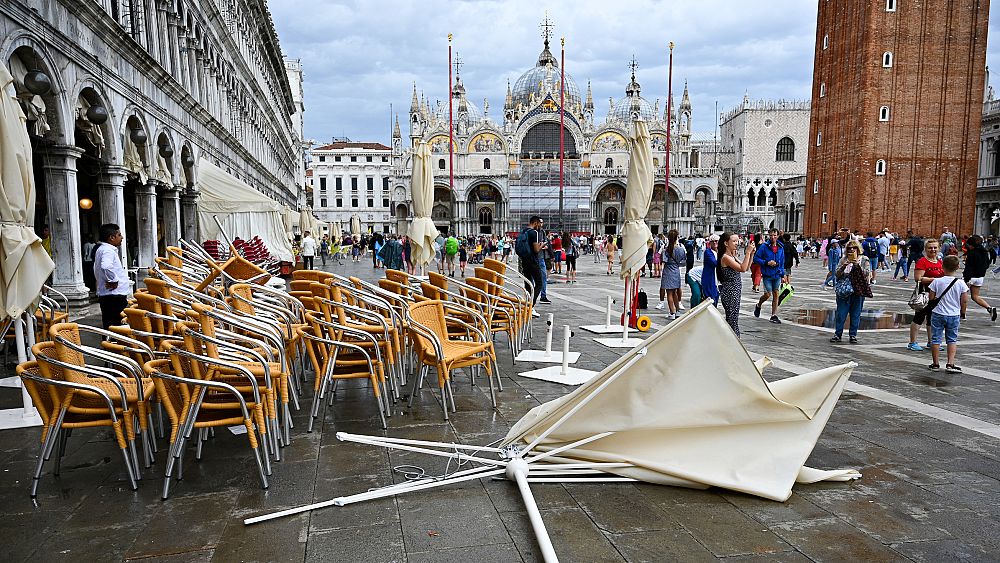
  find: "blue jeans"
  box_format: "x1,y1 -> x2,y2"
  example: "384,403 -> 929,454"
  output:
762,276 -> 782,293
893,256 -> 908,278
835,294 -> 865,338
930,313 -> 960,345
869,256 -> 878,272
537,256 -> 548,298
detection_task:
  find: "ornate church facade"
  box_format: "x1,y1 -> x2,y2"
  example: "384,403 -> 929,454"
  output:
390,27 -> 719,237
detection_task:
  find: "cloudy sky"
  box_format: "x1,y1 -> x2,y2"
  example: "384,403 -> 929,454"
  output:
270,0 -> 1000,144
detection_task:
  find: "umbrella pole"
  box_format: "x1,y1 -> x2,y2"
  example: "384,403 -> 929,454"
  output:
507,458 -> 559,563
621,277 -> 631,343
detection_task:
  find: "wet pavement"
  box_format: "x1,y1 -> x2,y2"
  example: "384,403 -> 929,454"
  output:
2,253 -> 1000,561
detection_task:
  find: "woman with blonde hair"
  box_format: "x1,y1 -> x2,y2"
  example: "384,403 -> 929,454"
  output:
830,239 -> 874,344
605,234 -> 617,275
907,238 -> 943,351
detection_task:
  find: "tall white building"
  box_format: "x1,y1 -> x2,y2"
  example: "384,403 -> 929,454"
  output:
717,98 -> 811,232
310,141 -> 394,233
284,57 -> 310,210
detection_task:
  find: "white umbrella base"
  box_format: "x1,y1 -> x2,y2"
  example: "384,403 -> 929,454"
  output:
594,337 -> 646,348
515,350 -> 580,364
0,407 -> 42,430
518,365 -> 598,385
579,324 -> 627,334
0,375 -> 19,388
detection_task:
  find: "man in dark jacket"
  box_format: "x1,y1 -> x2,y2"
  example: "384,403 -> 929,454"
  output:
753,228 -> 786,324
963,234 -> 997,321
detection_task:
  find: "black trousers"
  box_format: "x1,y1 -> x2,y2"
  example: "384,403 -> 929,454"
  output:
302,255 -> 314,270
99,295 -> 128,329
521,258 -> 544,305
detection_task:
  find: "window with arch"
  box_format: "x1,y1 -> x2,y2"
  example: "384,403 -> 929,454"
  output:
822,212 -> 828,224
603,207 -> 619,233
820,83 -> 826,97
478,207 -> 493,234
605,157 -> 613,168
776,137 -> 795,161
816,131 -> 822,146
438,158 -> 446,170
768,188 -> 777,207
886,0 -> 896,11
875,159 -> 887,175
822,34 -> 829,50
879,105 -> 890,121
813,179 -> 819,194
882,52 -> 893,68
483,157 -> 491,169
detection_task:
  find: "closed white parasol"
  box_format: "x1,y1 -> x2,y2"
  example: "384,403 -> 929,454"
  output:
620,119 -> 654,279
407,141 -> 438,267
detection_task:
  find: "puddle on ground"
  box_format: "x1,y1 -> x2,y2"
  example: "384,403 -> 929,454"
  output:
786,308 -> 914,330
914,375 -> 951,388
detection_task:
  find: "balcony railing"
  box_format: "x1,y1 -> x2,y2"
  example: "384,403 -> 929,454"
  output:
978,176 -> 1000,189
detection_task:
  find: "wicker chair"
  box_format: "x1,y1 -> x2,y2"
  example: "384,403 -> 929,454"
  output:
406,300 -> 499,420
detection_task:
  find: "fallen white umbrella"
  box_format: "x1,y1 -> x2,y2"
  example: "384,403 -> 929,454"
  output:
515,313 -> 580,364
244,303 -> 861,563
519,325 -> 597,385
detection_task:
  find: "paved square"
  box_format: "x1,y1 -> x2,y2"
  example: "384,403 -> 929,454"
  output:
2,254 -> 1000,561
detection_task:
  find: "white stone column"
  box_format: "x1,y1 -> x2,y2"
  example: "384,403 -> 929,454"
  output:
135,181 -> 160,278
42,145 -> 89,302
162,185 -> 182,247
98,165 -> 129,268
182,189 -> 199,242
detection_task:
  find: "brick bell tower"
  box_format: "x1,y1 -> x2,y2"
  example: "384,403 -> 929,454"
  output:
804,0 -> 989,237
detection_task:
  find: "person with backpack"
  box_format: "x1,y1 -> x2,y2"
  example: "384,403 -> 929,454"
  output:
320,235 -> 330,266
862,232 -> 879,283
562,232 -> 579,283
444,234 -> 459,276
516,216 -> 549,305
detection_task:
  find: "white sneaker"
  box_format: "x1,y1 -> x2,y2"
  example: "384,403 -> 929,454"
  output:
531,310 -> 540,318
655,302 -> 665,310
677,304 -> 685,311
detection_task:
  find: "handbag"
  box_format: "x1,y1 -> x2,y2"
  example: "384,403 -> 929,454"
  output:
908,282 -> 928,311
834,276 -> 854,299
913,277 -> 959,325
778,282 -> 795,305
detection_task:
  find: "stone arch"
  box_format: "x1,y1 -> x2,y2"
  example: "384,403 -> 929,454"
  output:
120,106 -> 152,166
71,79 -> 120,163
3,35 -> 72,144
152,128 -> 178,184
464,178 -> 506,201
513,114 -> 585,157
180,142 -> 197,188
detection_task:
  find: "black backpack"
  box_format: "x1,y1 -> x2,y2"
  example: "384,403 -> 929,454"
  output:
515,227 -> 533,259
637,290 -> 648,309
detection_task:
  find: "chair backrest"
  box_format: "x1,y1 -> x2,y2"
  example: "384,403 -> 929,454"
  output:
378,278 -> 409,297
16,360 -> 56,425
428,272 -> 449,291
292,269 -> 325,282
385,269 -> 409,285
484,258 -> 507,276
407,300 -> 447,354
420,282 -> 443,301
49,323 -> 86,369
227,283 -> 257,315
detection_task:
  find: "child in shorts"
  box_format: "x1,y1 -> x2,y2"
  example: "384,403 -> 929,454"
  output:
927,255 -> 970,373
459,243 -> 468,278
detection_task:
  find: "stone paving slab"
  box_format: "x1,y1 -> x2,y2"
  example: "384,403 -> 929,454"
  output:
1,255 -> 1000,561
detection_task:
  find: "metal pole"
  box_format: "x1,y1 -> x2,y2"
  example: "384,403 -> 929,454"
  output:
559,38 -> 565,231
508,458 -> 560,563
448,34 -> 454,234
663,42 -> 674,231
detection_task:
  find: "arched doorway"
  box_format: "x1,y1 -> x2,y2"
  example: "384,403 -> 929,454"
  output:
603,206 -> 619,235
395,203 -> 408,235
520,121 -> 578,159
74,87 -> 115,291
594,183 -> 624,235
432,186 -> 453,235
468,184 -> 502,235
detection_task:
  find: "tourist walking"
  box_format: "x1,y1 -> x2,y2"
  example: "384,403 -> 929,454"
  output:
753,228 -> 786,324
782,233 -> 799,283
605,235 -> 617,276
300,230 -> 316,270
903,231 -> 924,281
907,238 -> 942,351
927,255 -> 969,373
750,232 -> 764,292
830,239 -> 873,344
962,234 -> 998,321
656,229 -> 687,319
652,233 -> 664,277
563,232 -> 579,283
717,232 -> 756,337
94,223 -> 129,330
319,235 -> 330,266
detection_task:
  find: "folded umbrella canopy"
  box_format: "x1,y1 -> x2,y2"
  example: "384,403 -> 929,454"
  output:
620,119 -> 654,279
407,141 -> 438,267
350,214 -> 361,238
0,63 -> 53,319
248,302 -> 860,562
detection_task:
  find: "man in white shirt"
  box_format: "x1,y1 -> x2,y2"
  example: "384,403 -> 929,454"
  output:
94,223 -> 129,329
695,234 -> 706,260
300,231 -> 317,270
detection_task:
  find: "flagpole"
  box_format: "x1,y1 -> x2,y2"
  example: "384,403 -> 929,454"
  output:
448,34 -> 454,236
663,42 -> 674,232
559,37 -> 565,232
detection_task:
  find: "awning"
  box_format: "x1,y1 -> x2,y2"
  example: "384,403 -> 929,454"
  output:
196,158 -> 294,261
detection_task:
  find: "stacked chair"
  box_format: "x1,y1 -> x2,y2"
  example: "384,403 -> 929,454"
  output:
14,241 -> 534,498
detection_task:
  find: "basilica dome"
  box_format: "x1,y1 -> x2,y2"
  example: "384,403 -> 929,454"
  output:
510,41 -> 582,111
608,95 -> 657,122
